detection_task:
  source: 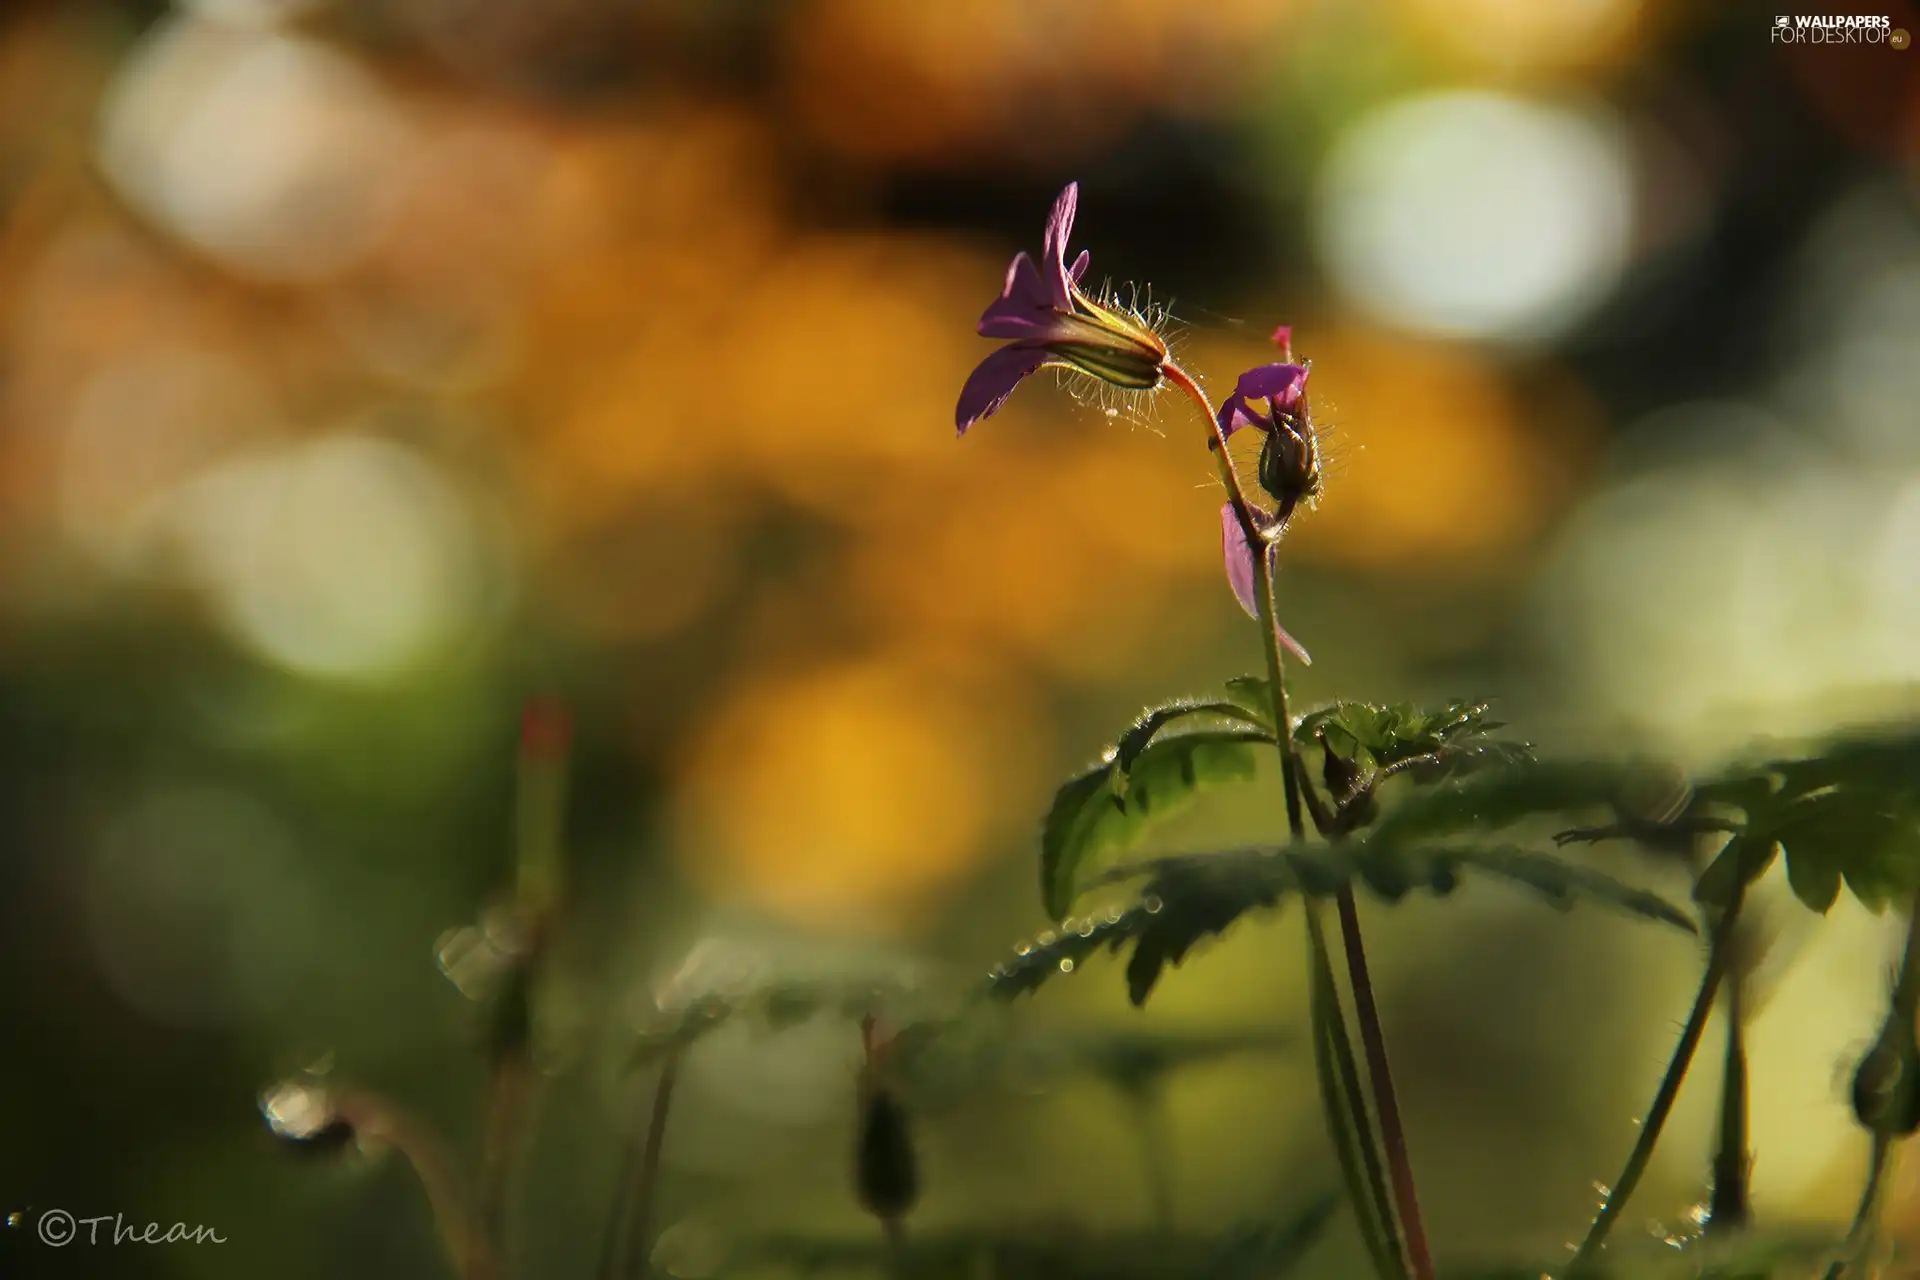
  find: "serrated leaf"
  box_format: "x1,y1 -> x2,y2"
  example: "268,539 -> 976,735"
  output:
1366,760 -> 1630,848
1456,848 -> 1698,931
994,842 -> 1693,1005
1041,730 -> 1268,920
1114,698 -> 1274,773
1291,698 -> 1506,767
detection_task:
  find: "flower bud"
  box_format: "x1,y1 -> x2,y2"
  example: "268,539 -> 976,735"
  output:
1850,1033 -> 1920,1137
855,1015 -> 919,1223
854,1084 -> 919,1222
1256,412 -> 1322,514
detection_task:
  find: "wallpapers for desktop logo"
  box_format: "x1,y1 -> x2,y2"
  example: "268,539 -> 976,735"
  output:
1772,13 -> 1909,45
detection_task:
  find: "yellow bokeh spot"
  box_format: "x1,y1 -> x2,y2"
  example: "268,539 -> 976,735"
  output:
676,658 -> 1037,925
1390,0 -> 1649,77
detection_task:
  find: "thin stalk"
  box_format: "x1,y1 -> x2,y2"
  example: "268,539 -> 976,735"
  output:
1567,892 -> 1746,1273
1165,361 -> 1423,1279
882,1215 -> 910,1278
1121,1084 -> 1177,1232
340,1096 -> 498,1280
1822,1135 -> 1892,1280
598,1051 -> 682,1280
485,700 -> 571,1262
1704,974 -> 1749,1235
479,1051 -> 535,1257
1312,910 -> 1407,1280
1333,887 -> 1431,1280
1827,885 -> 1920,1278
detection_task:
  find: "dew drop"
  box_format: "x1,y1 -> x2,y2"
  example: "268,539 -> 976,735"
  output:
1036,931 -> 1058,947
1076,919 -> 1095,938
1014,943 -> 1033,957
1058,958 -> 1076,974
6,1212 -> 20,1229
1591,1182 -> 1612,1199
1142,894 -> 1164,914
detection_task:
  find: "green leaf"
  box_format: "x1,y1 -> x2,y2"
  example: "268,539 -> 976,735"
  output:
994,842 -> 1694,1005
1788,792 -> 1920,914
1223,675 -> 1278,730
1041,729 -> 1268,920
1366,760 -> 1630,848
1292,698 -> 1507,767
1115,698 -> 1274,773
1782,836 -> 1843,914
1456,847 -> 1698,931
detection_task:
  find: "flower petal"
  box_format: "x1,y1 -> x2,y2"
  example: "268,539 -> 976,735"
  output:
1220,504 -> 1311,665
956,345 -> 1049,435
1217,362 -> 1310,441
978,251 -> 1056,338
1069,249 -> 1090,282
1221,503 -> 1260,618
1274,608 -> 1312,666
1040,182 -> 1079,309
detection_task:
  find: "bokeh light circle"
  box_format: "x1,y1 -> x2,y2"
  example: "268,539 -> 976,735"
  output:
97,16 -> 414,282
167,433 -> 497,682
1313,91 -> 1634,343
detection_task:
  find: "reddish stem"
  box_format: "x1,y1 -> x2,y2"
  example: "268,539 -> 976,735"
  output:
1336,888 -> 1433,1280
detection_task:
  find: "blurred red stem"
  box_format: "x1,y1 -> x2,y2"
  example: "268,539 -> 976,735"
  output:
341,1096 -> 497,1280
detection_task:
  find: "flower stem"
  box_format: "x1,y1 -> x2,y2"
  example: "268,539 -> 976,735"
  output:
480,1053 -> 536,1260
1822,1135 -> 1893,1280
598,1050 -> 682,1280
1704,972 -> 1750,1236
1827,885 -> 1920,1278
1567,891 -> 1745,1273
1121,1083 -> 1177,1232
1312,910 -> 1406,1280
882,1215 -> 910,1278
339,1096 -> 498,1280
1165,361 -> 1422,1279
1333,886 -> 1432,1280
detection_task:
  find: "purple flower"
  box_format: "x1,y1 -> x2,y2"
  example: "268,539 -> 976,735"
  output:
1217,354 -> 1320,665
1216,360 -> 1322,516
956,183 -> 1170,435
